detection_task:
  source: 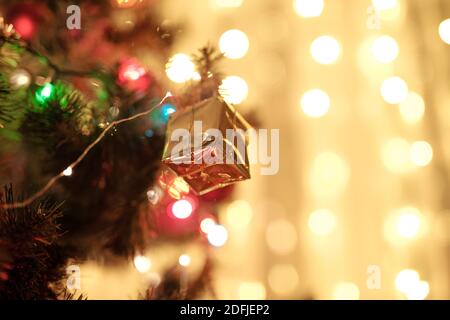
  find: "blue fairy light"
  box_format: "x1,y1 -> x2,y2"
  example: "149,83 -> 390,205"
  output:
161,103 -> 176,122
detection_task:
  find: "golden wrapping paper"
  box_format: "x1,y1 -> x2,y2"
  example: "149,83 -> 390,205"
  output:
162,97 -> 251,195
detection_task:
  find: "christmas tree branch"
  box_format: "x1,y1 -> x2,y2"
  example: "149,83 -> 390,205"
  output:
4,38 -> 92,78
1,92 -> 172,210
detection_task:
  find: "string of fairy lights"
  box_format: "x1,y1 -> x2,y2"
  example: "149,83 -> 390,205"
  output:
128,0 -> 450,299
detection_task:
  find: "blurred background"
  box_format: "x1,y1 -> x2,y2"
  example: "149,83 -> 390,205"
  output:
154,0 -> 450,300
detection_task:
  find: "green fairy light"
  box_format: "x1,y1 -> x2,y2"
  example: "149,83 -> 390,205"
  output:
35,83 -> 55,106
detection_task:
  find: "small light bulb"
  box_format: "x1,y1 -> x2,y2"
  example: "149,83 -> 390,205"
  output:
63,167 -> 73,177
178,254 -> 191,267
134,255 -> 152,273
171,199 -> 193,219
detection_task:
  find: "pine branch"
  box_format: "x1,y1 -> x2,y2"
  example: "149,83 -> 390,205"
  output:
0,185 -> 70,300
20,81 -> 100,151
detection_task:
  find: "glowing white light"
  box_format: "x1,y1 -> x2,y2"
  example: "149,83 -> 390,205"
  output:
395,269 -> 420,293
172,199 -> 193,219
219,76 -> 248,104
308,209 -> 337,236
200,218 -> 216,234
439,19 -> 450,44
178,254 -> 191,267
380,76 -> 408,104
134,255 -> 152,273
63,167 -> 73,177
405,281 -> 430,300
371,0 -> 397,11
165,53 -> 196,83
219,29 -> 249,59
332,282 -> 360,300
207,224 -> 228,247
300,89 -> 330,118
372,35 -> 399,63
396,207 -> 423,238
399,92 -> 425,124
310,36 -> 341,65
293,0 -> 324,18
10,70 -> 31,88
410,141 -> 433,167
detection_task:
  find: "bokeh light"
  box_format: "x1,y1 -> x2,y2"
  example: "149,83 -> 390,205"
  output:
405,281 -> 430,300
207,224 -> 228,247
395,269 -> 429,300
381,138 -> 412,174
171,199 -> 193,219
134,255 -> 152,273
380,76 -> 408,104
10,69 -> 31,89
200,218 -> 217,234
384,207 -> 426,245
395,207 -> 423,239
310,152 -> 350,196
178,254 -> 192,267
268,264 -> 299,295
293,0 -> 324,18
300,89 -> 330,118
308,209 -> 337,236
225,200 -> 253,229
165,53 -> 196,83
399,92 -> 425,124
219,75 -> 249,104
12,15 -> 35,40
219,29 -> 249,59
395,269 -> 420,293
266,219 -> 297,255
332,282 -> 360,300
371,35 -> 399,63
410,141 -> 433,167
310,36 -> 341,65
35,83 -> 55,105
438,19 -> 450,44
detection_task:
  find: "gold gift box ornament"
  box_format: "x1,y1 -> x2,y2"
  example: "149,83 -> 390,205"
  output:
162,97 -> 251,195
